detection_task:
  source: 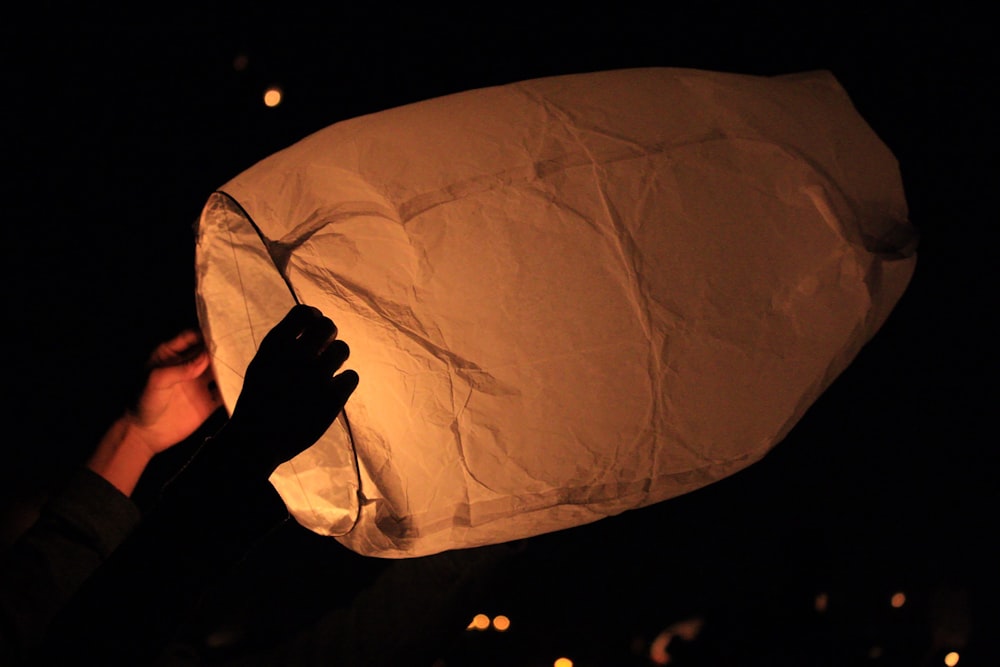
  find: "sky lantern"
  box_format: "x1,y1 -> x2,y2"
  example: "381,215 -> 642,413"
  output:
194,67 -> 917,558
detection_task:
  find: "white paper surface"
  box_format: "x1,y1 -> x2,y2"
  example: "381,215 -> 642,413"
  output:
195,67 -> 917,558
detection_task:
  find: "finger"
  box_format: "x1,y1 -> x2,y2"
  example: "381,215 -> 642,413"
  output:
297,315 -> 338,353
164,329 -> 203,353
318,339 -> 350,375
329,369 -> 360,401
150,330 -> 204,365
184,350 -> 213,378
148,350 -> 212,386
262,304 -> 324,347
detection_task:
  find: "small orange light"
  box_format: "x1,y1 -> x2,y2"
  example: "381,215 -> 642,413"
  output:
263,87 -> 283,108
466,613 -> 490,630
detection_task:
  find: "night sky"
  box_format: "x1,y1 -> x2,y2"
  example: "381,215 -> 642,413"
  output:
2,5 -> 996,665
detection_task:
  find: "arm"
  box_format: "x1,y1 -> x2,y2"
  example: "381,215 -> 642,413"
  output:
39,305 -> 359,666
0,469 -> 140,664
2,329 -> 222,663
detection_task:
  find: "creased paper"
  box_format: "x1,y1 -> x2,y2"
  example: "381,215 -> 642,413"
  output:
195,67 -> 917,558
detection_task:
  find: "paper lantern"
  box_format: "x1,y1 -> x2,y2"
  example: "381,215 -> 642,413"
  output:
194,68 -> 917,558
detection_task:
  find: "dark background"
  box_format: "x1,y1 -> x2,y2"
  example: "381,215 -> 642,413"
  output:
1,4 -> 995,665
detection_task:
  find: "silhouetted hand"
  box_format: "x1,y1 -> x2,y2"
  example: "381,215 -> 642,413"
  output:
218,304 -> 360,480
40,307 -> 360,666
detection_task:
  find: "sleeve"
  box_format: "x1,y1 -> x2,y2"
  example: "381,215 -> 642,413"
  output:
0,467 -> 141,663
35,432 -> 291,667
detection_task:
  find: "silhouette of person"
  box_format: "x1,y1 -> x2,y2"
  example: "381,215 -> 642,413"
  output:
1,320 -> 222,664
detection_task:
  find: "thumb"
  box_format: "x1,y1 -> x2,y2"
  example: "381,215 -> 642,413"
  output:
147,350 -> 212,388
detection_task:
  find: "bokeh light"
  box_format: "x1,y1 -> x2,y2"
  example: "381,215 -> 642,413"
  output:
467,613 -> 490,631
263,86 -> 283,108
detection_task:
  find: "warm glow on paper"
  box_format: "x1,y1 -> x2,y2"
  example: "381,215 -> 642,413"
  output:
195,68 -> 917,558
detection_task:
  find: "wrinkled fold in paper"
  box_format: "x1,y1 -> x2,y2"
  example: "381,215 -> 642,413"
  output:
195,68 -> 916,558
